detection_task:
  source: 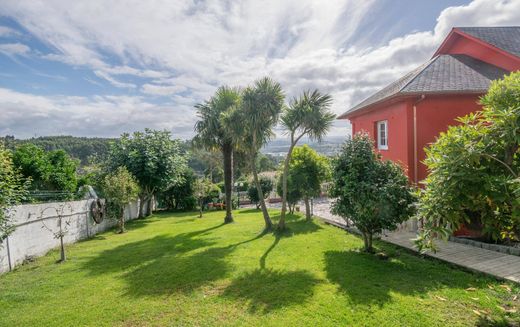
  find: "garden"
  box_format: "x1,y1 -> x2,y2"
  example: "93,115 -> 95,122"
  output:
0,210 -> 519,326
0,73 -> 519,326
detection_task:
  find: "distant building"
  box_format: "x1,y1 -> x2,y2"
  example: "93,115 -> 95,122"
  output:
338,27 -> 520,184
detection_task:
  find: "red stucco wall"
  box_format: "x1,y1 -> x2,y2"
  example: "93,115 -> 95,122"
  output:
415,94 -> 483,183
348,94 -> 483,184
349,100 -> 413,178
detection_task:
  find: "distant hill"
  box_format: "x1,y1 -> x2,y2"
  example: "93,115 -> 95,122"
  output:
1,135 -> 115,165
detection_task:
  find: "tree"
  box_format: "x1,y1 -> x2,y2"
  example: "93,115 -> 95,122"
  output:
194,86 -> 241,223
416,72 -> 520,251
278,90 -> 334,230
102,167 -> 139,233
285,145 -> 331,221
247,176 -> 273,209
223,77 -> 285,230
188,146 -> 223,182
276,173 -> 302,214
330,134 -> 416,252
1,135 -> 113,166
193,178 -> 213,218
0,144 -> 29,242
107,129 -> 187,218
12,144 -> 79,198
161,168 -> 197,211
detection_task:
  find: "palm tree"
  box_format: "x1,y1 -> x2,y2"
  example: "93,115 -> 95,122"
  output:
223,77 -> 285,230
194,86 -> 241,224
278,90 -> 334,230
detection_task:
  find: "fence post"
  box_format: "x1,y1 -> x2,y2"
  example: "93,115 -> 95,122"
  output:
6,236 -> 12,272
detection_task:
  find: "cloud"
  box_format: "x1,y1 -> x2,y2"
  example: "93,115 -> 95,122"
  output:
0,0 -> 519,139
141,84 -> 187,96
93,70 -> 136,89
0,42 -> 30,56
0,88 -> 196,138
0,26 -> 21,37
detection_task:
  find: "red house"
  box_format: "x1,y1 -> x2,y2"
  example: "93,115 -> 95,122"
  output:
338,27 -> 520,184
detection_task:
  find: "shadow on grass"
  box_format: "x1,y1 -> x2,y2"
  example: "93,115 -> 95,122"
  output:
83,222 -> 229,296
324,249 -> 475,307
259,216 -> 322,269
237,208 -> 261,214
222,268 -> 320,313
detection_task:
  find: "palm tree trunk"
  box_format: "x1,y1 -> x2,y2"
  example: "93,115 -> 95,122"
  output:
251,152 -> 272,230
222,142 -> 234,223
279,142 -> 295,230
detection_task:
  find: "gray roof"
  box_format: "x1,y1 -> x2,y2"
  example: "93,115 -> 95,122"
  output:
340,54 -> 508,117
457,26 -> 520,58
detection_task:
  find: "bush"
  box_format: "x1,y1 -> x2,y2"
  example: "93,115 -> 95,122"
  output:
160,168 -> 197,211
416,72 -> 520,250
12,144 -> 79,199
177,195 -> 197,211
280,145 -> 331,220
247,176 -> 273,209
276,173 -> 301,214
330,133 -> 416,252
102,167 -> 139,233
0,144 -> 29,241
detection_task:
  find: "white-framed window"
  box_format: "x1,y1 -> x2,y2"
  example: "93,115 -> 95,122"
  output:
377,120 -> 388,150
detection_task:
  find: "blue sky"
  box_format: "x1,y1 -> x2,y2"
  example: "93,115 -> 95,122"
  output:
0,0 -> 518,139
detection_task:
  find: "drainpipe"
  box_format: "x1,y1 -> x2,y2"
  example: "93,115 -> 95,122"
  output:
413,95 -> 426,186
412,95 -> 425,232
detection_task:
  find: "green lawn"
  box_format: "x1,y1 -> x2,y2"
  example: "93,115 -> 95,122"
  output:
0,210 -> 518,326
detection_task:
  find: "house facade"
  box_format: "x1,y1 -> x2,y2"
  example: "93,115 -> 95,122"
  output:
338,27 -> 520,184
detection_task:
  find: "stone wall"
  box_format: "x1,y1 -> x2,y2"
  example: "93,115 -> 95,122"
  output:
0,199 -> 143,274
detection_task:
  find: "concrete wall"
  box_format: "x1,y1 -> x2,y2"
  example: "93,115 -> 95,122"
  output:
0,199 -> 143,274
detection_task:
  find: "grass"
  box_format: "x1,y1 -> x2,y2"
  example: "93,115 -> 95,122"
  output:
0,209 -> 519,326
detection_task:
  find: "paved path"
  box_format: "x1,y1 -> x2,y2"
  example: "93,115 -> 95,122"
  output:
313,199 -> 520,284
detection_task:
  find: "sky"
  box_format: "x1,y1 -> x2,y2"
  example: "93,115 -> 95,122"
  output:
0,0 -> 519,140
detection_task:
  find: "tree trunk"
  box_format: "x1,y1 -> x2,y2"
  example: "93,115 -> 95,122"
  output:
251,152 -> 272,230
138,195 -> 146,218
59,236 -> 66,262
146,196 -> 153,217
362,231 -> 374,253
118,207 -> 125,233
304,197 -> 311,221
223,142 -> 234,223
279,142 -> 296,230
198,197 -> 203,218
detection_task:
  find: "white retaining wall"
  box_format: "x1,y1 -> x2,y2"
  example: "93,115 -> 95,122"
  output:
0,199 -> 143,274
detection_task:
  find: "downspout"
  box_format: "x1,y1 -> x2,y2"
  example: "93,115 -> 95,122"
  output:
412,94 -> 425,232
413,95 -> 426,185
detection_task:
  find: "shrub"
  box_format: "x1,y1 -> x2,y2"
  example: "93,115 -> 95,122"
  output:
330,133 -> 416,252
12,144 -> 79,199
247,176 -> 273,209
160,168 -> 196,211
102,167 -> 140,233
0,144 -> 29,242
416,72 -> 520,250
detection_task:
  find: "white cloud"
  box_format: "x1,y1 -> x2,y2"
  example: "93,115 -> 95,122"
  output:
0,26 -> 21,37
0,88 -> 195,138
141,84 -> 187,96
0,0 -> 519,139
0,42 -> 30,56
93,70 -> 136,89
